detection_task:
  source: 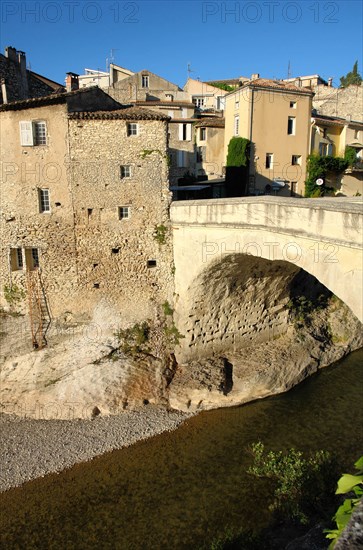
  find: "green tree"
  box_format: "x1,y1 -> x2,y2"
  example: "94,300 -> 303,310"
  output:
340,61 -> 362,87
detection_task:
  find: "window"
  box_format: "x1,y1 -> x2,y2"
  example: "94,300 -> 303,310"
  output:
291,155 -> 301,166
265,153 -> 273,169
120,165 -> 131,178
31,248 -> 39,269
10,248 -> 24,271
178,123 -> 191,141
193,97 -> 205,108
234,115 -> 239,136
127,123 -> 138,136
118,206 -> 130,220
287,117 -> 296,135
319,143 -> 333,156
197,147 -> 204,163
235,100 -> 240,109
290,101 -> 296,109
34,122 -> 47,145
200,127 -> 206,141
147,260 -> 157,268
177,150 -> 187,168
141,75 -> 149,88
19,121 -> 47,146
354,129 -> 359,139
39,189 -> 50,213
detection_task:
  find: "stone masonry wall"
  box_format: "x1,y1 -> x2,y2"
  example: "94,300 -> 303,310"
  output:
67,115 -> 174,323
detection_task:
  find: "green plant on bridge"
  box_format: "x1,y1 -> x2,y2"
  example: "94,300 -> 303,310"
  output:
325,456 -> 363,548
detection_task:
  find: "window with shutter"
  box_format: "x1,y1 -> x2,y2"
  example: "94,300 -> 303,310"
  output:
19,121 -> 34,146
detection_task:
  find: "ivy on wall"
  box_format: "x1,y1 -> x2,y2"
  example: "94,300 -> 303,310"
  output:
226,137 -> 250,167
304,155 -> 348,198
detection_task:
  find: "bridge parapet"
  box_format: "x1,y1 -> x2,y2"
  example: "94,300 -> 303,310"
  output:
171,197 -> 363,323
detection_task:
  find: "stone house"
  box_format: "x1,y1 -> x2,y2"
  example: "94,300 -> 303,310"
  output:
0,87 -> 173,332
183,78 -> 230,112
224,78 -> 314,196
0,46 -> 63,104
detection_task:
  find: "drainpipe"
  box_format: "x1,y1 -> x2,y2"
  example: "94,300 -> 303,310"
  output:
248,87 -> 255,194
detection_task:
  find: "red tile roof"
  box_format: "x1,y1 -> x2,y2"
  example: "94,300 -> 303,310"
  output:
69,107 -> 169,121
244,78 -> 314,95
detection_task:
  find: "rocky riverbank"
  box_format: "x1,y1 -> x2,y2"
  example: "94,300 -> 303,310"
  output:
0,407 -> 193,492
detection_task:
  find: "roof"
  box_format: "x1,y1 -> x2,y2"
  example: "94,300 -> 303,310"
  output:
0,86 -> 100,111
68,106 -> 169,121
243,78 -> 314,95
205,78 -> 248,86
313,115 -> 363,128
29,70 -> 63,90
135,100 -> 195,108
194,117 -> 225,128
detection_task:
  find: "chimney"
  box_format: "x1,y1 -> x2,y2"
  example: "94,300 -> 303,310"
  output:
4,46 -> 17,62
17,50 -> 29,98
65,72 -> 79,92
1,79 -> 8,104
251,73 -> 260,81
328,78 -> 333,87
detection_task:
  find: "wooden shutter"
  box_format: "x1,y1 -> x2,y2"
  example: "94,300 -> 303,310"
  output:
178,124 -> 184,141
19,121 -> 34,146
186,124 -> 191,141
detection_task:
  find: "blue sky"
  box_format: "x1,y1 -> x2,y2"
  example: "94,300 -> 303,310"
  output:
1,1 -> 362,88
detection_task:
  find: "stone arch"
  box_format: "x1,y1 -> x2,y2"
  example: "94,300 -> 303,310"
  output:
175,253 -> 335,361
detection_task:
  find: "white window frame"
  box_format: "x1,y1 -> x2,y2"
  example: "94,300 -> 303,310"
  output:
120,165 -> 132,179
127,123 -> 138,136
193,97 -> 205,108
178,123 -> 191,141
287,117 -> 296,135
265,153 -> 273,169
291,155 -> 301,166
118,206 -> 130,220
39,188 -> 50,213
19,121 -> 47,146
10,248 -> 24,271
234,115 -> 239,136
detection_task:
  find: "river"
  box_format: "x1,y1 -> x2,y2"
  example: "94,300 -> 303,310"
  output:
1,348 -> 362,549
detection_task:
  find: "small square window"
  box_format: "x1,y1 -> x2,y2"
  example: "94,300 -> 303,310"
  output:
291,155 -> 301,166
147,260 -> 157,268
290,101 -> 296,109
119,206 -> 130,220
127,123 -> 138,136
120,165 -> 131,178
39,188 -> 50,213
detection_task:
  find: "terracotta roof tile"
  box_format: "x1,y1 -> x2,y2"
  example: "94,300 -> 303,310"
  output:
194,117 -> 225,128
69,106 -> 169,121
245,78 -> 314,95
135,100 -> 195,108
0,86 -> 98,110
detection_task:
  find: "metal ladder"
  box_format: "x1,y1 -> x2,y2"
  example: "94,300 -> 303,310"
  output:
26,269 -> 51,349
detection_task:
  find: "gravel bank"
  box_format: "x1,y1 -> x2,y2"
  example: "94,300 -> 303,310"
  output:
0,407 -> 193,492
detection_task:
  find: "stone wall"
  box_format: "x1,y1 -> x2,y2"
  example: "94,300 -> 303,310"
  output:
1,103 -> 174,329
67,113 -> 174,323
316,84 -> 363,121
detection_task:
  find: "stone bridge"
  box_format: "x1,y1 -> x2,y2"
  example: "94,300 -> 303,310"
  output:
170,196 -> 363,360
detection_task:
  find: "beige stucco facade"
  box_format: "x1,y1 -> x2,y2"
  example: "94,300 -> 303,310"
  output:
224,80 -> 313,196
195,119 -> 225,179
183,78 -> 228,111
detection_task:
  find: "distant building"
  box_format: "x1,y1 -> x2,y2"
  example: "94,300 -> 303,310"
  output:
0,46 -> 63,104
224,78 -> 314,197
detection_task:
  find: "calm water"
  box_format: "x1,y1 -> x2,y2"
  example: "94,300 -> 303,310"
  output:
1,349 -> 362,550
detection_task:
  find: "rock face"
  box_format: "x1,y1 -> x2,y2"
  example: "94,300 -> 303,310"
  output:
168,265 -> 363,412
1,264 -> 362,419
